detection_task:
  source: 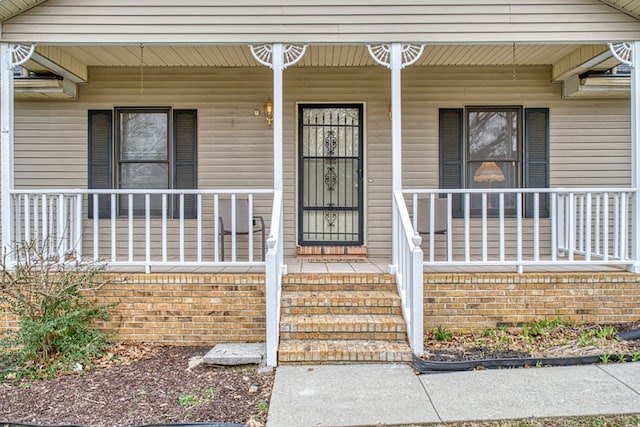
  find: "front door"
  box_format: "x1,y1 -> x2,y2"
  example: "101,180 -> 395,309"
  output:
298,104 -> 364,246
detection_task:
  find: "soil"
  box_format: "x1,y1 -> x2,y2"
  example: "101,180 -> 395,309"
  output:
1,322 -> 639,427
423,321 -> 640,362
0,343 -> 272,427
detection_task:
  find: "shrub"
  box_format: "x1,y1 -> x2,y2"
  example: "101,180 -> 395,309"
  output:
0,240 -> 116,379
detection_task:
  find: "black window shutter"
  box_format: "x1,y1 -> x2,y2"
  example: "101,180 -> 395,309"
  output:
88,110 -> 112,218
173,109 -> 197,219
439,109 -> 463,217
524,108 -> 550,218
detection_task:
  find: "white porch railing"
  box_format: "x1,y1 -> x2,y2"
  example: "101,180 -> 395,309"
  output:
403,188 -> 637,268
11,187 -> 286,366
392,190 -> 424,356
10,188 -> 275,271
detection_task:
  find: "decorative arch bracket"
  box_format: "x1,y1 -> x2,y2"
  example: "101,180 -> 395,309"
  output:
609,42 -> 633,67
367,43 -> 425,69
249,44 -> 307,69
10,44 -> 36,69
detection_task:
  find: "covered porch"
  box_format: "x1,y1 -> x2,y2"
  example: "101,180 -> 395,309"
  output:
2,0 -> 640,366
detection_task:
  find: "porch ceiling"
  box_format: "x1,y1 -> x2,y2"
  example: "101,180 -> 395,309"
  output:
600,0 -> 640,19
25,44 -> 608,70
0,0 -> 46,21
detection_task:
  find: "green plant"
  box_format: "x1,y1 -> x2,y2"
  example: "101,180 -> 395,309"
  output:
258,400 -> 269,412
178,392 -> 200,408
177,387 -> 215,408
631,352 -> 640,362
600,352 -> 611,364
617,354 -> 627,363
529,316 -> 566,337
0,240 -> 116,380
578,331 -> 596,347
433,326 -> 453,342
596,325 -> 617,340
521,324 -> 541,345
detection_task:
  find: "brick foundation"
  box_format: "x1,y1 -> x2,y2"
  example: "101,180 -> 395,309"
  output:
424,272 -> 640,332
2,273 -> 266,346
3,272 -> 640,346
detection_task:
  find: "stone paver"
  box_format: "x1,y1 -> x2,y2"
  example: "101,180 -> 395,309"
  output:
203,343 -> 264,365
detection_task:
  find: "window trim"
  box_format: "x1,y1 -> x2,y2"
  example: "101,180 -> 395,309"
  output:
88,107 -> 197,219
115,106 -> 172,192
438,106 -> 550,218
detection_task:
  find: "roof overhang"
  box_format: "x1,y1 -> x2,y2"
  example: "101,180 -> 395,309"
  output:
599,0 -> 640,20
14,76 -> 77,100
0,0 -> 47,22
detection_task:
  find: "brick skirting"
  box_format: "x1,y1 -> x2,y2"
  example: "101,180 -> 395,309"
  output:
2,274 -> 267,346
3,272 -> 640,346
424,272 -> 640,332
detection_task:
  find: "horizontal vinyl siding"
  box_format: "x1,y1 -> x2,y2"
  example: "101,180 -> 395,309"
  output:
401,66 -> 631,190
3,0 -> 640,44
12,65 -> 631,257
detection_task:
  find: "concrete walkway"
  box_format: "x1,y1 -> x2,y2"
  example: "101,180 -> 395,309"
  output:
266,363 -> 640,427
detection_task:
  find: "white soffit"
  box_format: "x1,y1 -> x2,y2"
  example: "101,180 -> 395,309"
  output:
600,0 -> 640,20
54,44 -> 582,68
0,0 -> 46,21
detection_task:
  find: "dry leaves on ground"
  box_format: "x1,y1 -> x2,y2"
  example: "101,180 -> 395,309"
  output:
1,343 -> 273,427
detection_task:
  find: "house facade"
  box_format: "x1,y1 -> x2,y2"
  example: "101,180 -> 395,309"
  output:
1,0 -> 640,366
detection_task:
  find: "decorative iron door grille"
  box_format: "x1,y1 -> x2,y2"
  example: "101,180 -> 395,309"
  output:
298,104 -> 364,246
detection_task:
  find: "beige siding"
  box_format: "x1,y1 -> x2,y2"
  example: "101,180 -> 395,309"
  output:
3,0 -> 640,44
13,65 -> 631,257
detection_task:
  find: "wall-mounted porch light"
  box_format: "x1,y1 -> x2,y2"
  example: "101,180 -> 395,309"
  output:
264,98 -> 274,127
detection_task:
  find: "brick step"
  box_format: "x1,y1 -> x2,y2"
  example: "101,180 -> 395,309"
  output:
282,273 -> 397,292
281,290 -> 402,315
278,339 -> 413,364
280,314 -> 407,341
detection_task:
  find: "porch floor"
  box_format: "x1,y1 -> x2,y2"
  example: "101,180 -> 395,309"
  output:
104,257 -> 628,274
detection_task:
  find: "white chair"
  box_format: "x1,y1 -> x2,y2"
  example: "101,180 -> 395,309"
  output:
417,198 -> 448,236
218,199 -> 265,261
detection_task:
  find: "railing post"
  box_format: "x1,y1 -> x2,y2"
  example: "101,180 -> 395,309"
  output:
265,189 -> 284,367
75,193 -> 83,260
411,234 -> 424,356
265,236 -> 278,367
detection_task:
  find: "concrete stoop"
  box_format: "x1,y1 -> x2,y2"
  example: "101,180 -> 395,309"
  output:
278,273 -> 412,364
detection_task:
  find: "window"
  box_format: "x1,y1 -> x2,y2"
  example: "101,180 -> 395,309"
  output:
88,108 -> 197,218
118,108 -> 170,215
439,106 -> 549,217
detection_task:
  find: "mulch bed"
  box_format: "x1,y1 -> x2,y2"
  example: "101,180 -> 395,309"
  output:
0,344 -> 272,427
423,321 -> 640,362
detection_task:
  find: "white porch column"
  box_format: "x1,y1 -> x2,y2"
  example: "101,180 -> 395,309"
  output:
250,44 -> 306,192
390,44 -> 403,194
272,44 -> 284,192
610,42 -> 640,272
1,43 -> 35,263
368,43 -> 424,271
1,43 -> 15,260
631,41 -> 640,273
